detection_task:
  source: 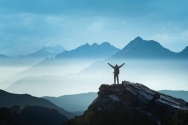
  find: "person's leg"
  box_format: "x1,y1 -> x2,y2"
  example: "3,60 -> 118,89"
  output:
114,74 -> 116,84
117,75 -> 119,84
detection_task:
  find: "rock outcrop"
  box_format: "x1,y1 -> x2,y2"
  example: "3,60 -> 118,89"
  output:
63,81 -> 188,125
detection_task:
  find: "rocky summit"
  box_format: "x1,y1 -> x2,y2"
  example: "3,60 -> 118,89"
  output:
64,81 -> 188,125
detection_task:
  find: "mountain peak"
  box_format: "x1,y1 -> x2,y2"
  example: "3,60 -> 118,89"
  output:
112,37 -> 176,59
92,43 -> 98,46
127,36 -> 145,46
82,42 -> 112,47
134,36 -> 143,41
84,43 -> 90,46
101,42 -> 110,45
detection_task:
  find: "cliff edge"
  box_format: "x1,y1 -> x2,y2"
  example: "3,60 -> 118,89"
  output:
64,81 -> 188,125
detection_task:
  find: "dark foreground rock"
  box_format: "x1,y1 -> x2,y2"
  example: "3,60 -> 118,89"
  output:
0,105 -> 68,125
63,81 -> 188,125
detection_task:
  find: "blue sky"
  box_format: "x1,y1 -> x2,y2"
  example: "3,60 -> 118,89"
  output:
0,0 -> 188,56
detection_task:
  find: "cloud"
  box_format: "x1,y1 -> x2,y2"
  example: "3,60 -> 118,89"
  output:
150,34 -> 178,43
150,29 -> 188,43
150,29 -> 188,52
0,13 -> 69,56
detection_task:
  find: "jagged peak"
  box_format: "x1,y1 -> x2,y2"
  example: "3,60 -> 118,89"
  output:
80,43 -> 92,48
84,43 -> 90,46
125,36 -> 144,46
100,42 -> 111,45
91,43 -> 98,46
122,37 -> 164,50
133,36 -> 143,41
81,42 -> 113,47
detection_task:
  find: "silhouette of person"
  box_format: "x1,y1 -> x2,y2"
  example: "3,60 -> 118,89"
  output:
108,63 -> 125,84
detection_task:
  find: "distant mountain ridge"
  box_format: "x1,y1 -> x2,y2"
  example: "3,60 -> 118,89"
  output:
56,42 -> 120,59
112,37 -> 187,59
0,89 -> 75,119
20,45 -> 65,58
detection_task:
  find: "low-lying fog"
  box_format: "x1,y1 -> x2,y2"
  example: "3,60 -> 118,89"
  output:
1,58 -> 188,97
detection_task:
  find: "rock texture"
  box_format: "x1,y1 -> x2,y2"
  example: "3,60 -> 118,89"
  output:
97,81 -> 188,120
63,81 -> 188,125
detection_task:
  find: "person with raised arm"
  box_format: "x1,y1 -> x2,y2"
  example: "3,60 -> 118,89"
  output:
108,63 -> 125,84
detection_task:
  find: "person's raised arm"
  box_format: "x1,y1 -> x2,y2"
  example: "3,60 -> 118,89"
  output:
108,63 -> 114,68
119,63 -> 125,68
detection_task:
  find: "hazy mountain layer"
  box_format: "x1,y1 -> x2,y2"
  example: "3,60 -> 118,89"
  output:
1,42 -> 119,89
6,59 -> 188,97
20,45 -> 65,58
43,93 -> 98,112
0,45 -> 65,88
2,37 -> 188,96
